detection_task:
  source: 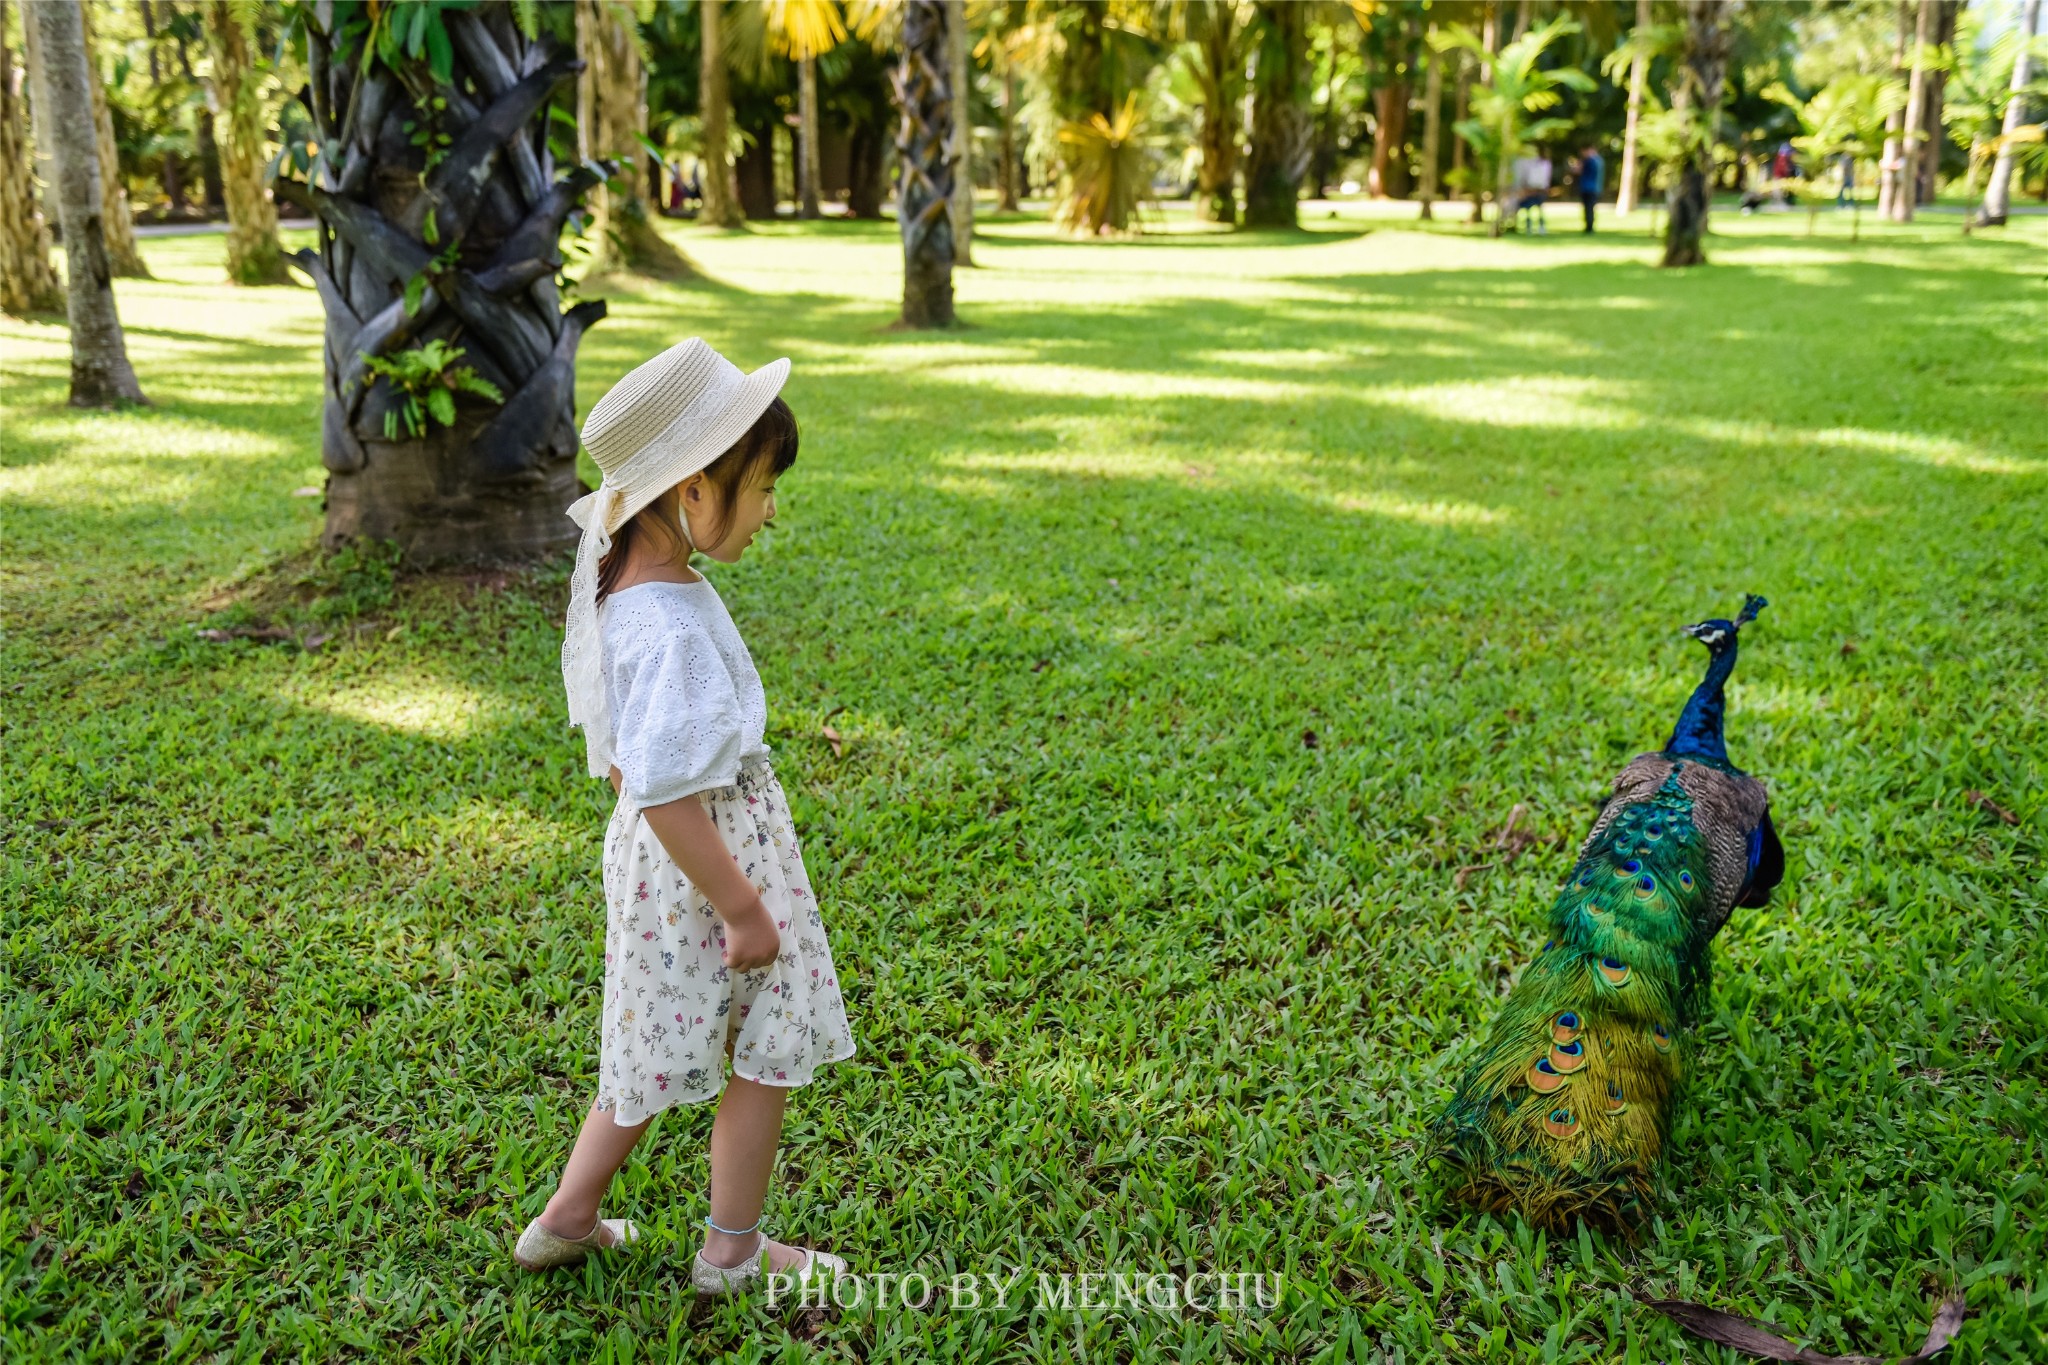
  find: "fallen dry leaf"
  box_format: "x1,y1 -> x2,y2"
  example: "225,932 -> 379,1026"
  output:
1964,790 -> 2018,825
1301,729 -> 1319,750
1453,862 -> 1494,891
196,625 -> 294,644
821,724 -> 844,759
291,486 -> 323,498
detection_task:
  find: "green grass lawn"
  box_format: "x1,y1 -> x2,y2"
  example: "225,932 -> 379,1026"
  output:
4,204 -> 2045,1363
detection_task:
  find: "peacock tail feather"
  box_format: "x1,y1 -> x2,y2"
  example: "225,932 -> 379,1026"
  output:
1432,596 -> 1784,1234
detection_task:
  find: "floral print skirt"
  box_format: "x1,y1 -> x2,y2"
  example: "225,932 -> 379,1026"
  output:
596,760 -> 856,1125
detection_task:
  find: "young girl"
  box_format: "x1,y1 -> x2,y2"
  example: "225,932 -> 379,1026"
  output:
515,339 -> 856,1293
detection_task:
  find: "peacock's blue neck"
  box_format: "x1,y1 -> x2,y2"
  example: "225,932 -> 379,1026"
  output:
1665,642 -> 1738,763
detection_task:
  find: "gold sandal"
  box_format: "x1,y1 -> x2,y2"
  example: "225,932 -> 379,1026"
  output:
513,1213 -> 641,1271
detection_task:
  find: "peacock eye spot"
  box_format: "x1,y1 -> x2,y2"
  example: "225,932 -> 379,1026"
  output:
1679,871 -> 1694,889
1620,859 -> 1643,876
1637,874 -> 1657,895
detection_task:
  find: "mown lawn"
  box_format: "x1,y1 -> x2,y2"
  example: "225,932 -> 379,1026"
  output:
3,204 -> 2045,1363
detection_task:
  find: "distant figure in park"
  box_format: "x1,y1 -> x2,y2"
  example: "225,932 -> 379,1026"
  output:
1771,141 -> 1796,206
515,339 -> 857,1297
1837,152 -> 1856,207
1514,152 -> 1552,235
1574,143 -> 1604,234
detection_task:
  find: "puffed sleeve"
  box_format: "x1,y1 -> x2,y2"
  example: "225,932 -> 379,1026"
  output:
608,623 -> 747,807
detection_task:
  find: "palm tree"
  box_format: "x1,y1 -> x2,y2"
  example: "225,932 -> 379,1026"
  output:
1417,18 -> 1445,219
895,0 -> 956,326
575,0 -> 692,272
1243,0 -> 1311,227
947,0 -> 974,262
203,0 -> 288,284
752,0 -> 849,219
78,2 -> 149,279
1661,0 -> 1728,266
1615,0 -> 1653,215
1167,0 -> 1250,226
274,0 -> 611,561
1889,0 -> 1936,222
27,0 -> 146,405
23,1 -> 148,279
1436,15 -> 1595,238
1978,0 -> 2043,225
700,0 -> 744,226
1,0 -> 64,316
1767,72 -> 1906,240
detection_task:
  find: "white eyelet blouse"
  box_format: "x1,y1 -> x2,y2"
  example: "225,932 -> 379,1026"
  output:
600,578 -> 770,807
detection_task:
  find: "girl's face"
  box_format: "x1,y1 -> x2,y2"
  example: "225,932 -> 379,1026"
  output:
679,462 -> 779,564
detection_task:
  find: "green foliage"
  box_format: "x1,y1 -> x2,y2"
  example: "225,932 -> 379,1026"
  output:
1056,94 -> 1151,235
3,217 -> 2046,1361
358,338 -> 504,440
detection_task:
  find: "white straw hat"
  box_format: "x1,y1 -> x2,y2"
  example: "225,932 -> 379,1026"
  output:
561,339 -> 791,780
572,338 -> 792,537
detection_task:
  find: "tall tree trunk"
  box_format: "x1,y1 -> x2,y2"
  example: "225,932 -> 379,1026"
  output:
1891,0 -> 1935,222
2,0 -> 64,316
203,1 -> 286,284
1369,8 -> 1412,201
895,0 -> 955,327
998,56 -> 1020,211
699,0 -> 743,227
577,0 -> 691,271
1243,1 -> 1311,227
1662,0 -> 1728,268
1193,20 -> 1239,225
77,1 -> 147,278
1980,0 -> 2041,224
1468,1 -> 1495,223
1915,0 -> 1958,205
947,0 -> 973,264
28,0 -> 145,405
1878,0 -> 1910,217
1417,27 -> 1442,220
163,3 -> 224,213
280,2 -> 609,561
1616,0 -> 1651,215
798,54 -> 823,218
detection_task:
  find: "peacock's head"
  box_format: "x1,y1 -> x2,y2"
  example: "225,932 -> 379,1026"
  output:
1683,594 -> 1767,654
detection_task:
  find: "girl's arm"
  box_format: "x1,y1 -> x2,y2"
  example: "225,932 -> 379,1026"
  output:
609,764 -> 781,971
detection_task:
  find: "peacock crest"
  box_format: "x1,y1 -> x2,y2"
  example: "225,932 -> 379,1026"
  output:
1432,598 -> 1784,1234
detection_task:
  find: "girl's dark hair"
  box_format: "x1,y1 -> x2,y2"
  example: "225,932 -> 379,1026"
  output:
596,396 -> 799,605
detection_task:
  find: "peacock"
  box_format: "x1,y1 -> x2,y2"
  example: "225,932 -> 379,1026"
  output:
1432,595 -> 1785,1233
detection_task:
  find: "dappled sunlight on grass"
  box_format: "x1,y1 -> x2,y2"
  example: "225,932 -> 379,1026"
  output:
4,211 -> 2044,1361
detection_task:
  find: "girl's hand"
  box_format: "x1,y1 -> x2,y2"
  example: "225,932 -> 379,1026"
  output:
608,764 -> 623,795
720,897 -> 782,972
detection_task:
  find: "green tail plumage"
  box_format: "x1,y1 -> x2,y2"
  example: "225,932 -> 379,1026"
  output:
1432,598 -> 1783,1233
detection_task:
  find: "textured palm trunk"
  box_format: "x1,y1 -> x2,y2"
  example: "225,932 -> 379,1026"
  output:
204,1 -> 286,285
1192,25 -> 1239,225
1417,31 -> 1442,219
1369,8 -> 1413,200
947,0 -> 973,265
577,0 -> 691,273
29,0 -> 145,405
1,0 -> 64,317
1467,2 -> 1494,224
1616,0 -> 1650,215
280,1 -> 609,562
1243,1 -> 1310,228
1981,0 -> 2042,224
1662,0 -> 1728,268
894,0 -> 955,327
1914,0 -> 1958,206
997,59 -> 1020,211
1890,0 -> 1934,223
699,0 -> 744,228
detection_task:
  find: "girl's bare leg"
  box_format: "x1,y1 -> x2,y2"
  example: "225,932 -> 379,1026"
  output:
540,1100 -> 651,1244
701,1076 -> 808,1271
